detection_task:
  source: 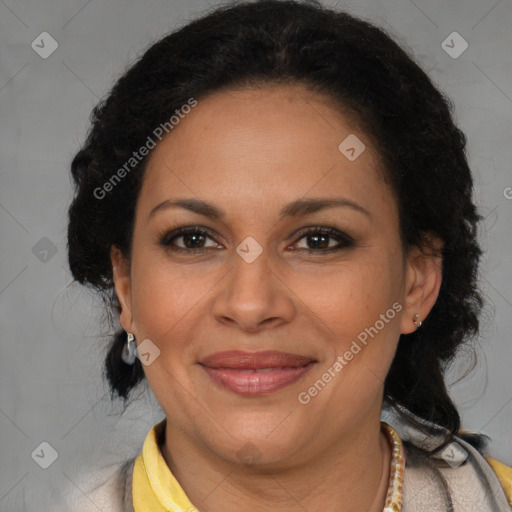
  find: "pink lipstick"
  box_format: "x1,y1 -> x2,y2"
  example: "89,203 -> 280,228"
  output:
199,350 -> 316,395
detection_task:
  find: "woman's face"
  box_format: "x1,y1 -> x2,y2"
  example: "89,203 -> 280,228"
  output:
112,84 -> 441,466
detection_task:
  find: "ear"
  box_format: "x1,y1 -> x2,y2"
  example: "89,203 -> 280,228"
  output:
400,233 -> 443,335
111,245 -> 135,333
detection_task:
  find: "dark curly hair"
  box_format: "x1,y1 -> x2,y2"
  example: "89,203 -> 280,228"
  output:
67,0 -> 484,451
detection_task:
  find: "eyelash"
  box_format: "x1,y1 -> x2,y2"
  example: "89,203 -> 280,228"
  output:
157,225 -> 355,256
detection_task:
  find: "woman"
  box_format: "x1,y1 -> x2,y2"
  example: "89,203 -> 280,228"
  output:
65,1 -> 511,510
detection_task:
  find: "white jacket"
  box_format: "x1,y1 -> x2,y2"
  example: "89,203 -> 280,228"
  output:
59,412 -> 512,511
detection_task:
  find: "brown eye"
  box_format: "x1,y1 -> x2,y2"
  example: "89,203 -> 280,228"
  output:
159,227 -> 222,253
292,227 -> 355,254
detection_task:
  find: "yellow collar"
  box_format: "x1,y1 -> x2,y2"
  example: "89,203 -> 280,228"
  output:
132,419 -> 405,512
132,419 -> 197,512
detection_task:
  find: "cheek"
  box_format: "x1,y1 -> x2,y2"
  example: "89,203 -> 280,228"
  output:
128,258 -> 205,405
129,250 -> 208,350
289,256 -> 399,335
291,256 -> 402,395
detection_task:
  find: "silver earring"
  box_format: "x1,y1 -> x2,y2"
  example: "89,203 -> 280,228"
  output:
122,332 -> 137,365
413,314 -> 422,328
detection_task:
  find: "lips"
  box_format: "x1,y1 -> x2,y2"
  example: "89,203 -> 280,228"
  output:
199,350 -> 315,369
199,350 -> 317,395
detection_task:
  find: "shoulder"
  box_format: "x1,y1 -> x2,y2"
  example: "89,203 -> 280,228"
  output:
402,436 -> 511,511
57,457 -> 136,512
486,456 -> 512,505
382,408 -> 512,511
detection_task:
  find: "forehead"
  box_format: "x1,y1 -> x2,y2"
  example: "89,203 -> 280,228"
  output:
138,84 -> 392,218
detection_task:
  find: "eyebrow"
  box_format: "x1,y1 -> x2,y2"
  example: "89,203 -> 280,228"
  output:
148,197 -> 372,222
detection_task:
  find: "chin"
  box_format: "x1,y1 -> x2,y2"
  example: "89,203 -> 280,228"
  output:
206,419 -> 307,466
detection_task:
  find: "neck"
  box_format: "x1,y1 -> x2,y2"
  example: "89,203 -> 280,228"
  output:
161,415 -> 391,512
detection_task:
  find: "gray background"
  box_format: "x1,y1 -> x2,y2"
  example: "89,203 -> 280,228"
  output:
1,0 -> 511,510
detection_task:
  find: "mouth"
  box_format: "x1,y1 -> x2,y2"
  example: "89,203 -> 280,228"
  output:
198,350 -> 317,396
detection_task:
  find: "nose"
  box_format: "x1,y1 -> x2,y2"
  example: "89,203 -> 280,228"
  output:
211,249 -> 296,333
